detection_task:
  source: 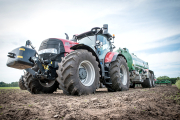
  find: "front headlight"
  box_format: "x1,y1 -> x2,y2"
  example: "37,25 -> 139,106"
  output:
38,48 -> 57,55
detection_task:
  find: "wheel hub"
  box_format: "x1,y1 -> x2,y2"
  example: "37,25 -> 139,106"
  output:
79,68 -> 87,79
39,80 -> 55,87
78,60 -> 95,86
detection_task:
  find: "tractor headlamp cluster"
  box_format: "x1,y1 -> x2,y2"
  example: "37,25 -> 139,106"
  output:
38,48 -> 57,55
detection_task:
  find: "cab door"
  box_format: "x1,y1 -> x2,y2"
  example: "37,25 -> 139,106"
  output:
97,35 -> 111,60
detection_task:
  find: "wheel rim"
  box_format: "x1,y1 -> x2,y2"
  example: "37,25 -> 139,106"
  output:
39,80 -> 55,87
149,73 -> 152,86
152,80 -> 155,85
150,79 -> 152,86
120,64 -> 128,85
79,60 -> 95,86
152,74 -> 154,86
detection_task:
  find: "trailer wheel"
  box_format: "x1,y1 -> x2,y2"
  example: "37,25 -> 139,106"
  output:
56,49 -> 100,95
151,73 -> 155,87
141,71 -> 152,88
19,76 -> 26,90
109,56 -> 130,91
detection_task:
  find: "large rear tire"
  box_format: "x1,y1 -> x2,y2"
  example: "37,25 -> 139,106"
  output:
108,56 -> 130,91
19,76 -> 27,90
141,71 -> 152,88
56,49 -> 100,95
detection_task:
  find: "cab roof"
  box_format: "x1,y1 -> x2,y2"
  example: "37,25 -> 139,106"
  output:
74,30 -> 112,40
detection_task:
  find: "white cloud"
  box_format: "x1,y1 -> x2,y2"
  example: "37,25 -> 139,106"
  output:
0,0 -> 180,82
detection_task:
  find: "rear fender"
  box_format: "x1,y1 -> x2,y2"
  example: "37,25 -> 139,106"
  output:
105,52 -> 127,63
104,52 -> 118,63
149,70 -> 154,79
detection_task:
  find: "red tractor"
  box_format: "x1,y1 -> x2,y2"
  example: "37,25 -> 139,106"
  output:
7,24 -> 130,95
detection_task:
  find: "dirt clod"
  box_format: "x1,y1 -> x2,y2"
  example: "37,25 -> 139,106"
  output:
53,114 -> 58,118
91,98 -> 98,103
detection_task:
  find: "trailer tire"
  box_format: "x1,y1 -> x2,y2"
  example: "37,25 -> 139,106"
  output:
109,56 -> 130,91
56,49 -> 100,95
19,76 -> 26,90
141,71 -> 152,88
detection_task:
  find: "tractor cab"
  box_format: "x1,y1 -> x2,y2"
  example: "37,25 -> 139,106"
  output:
73,24 -> 115,60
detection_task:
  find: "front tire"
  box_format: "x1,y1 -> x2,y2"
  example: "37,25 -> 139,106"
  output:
56,49 -> 100,95
24,67 -> 59,94
19,76 -> 27,90
108,56 -> 130,91
27,75 -> 59,94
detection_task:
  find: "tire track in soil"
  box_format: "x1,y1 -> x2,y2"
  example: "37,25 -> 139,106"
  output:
0,86 -> 180,120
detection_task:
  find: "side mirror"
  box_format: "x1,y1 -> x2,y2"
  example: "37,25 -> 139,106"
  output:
25,40 -> 31,46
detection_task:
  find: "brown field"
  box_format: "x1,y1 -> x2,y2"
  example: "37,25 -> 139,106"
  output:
0,86 -> 180,120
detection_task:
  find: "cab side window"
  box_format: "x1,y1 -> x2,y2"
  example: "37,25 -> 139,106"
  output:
97,35 -> 110,59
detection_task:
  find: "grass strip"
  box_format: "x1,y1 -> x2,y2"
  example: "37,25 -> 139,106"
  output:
0,87 -> 20,89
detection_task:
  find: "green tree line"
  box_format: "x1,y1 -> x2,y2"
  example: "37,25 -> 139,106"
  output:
157,76 -> 180,84
0,81 -> 18,87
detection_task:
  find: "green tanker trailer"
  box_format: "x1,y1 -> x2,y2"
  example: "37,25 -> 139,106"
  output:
117,48 -> 155,88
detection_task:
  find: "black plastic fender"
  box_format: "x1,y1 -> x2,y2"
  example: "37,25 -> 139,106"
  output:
111,51 -> 127,63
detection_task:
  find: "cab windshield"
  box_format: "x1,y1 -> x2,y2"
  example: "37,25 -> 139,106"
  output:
77,35 -> 95,51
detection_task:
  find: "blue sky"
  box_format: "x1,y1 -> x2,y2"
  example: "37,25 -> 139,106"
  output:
0,0 -> 180,83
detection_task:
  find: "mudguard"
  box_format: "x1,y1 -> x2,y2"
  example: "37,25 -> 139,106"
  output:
104,52 -> 118,63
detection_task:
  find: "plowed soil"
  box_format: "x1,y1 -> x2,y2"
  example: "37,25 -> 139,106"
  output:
0,86 -> 180,120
